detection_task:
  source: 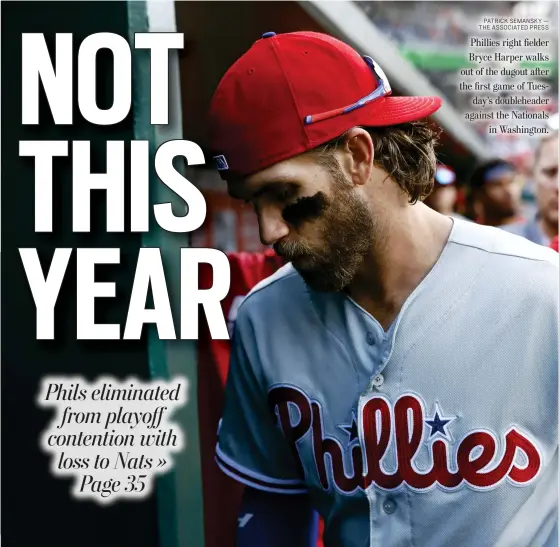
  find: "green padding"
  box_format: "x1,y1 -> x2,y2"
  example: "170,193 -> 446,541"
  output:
401,47 -> 557,77
127,3 -> 205,547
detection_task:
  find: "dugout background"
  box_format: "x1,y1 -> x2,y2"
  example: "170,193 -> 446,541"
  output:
1,2 -> 162,546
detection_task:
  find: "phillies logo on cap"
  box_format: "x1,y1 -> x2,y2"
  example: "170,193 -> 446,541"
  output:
214,155 -> 229,171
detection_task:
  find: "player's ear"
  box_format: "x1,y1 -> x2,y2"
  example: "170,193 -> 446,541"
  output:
339,127 -> 374,188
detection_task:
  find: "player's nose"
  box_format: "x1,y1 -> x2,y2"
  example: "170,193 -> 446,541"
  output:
257,207 -> 290,246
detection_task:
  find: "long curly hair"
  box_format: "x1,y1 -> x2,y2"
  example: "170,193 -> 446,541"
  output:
313,120 -> 441,204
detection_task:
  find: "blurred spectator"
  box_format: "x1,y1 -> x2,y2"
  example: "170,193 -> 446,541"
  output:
424,164 -> 467,220
550,235 -> 558,252
501,132 -> 558,245
467,159 -> 523,226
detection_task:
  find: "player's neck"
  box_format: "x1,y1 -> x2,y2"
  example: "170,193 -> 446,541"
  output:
438,207 -> 454,216
346,204 -> 453,330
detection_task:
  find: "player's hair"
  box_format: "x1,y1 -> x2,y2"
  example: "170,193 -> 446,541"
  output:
311,120 -> 440,204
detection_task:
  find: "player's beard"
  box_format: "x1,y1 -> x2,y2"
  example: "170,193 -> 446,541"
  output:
275,175 -> 375,293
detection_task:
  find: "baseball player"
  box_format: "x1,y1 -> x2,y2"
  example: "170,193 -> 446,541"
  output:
208,31 -> 558,547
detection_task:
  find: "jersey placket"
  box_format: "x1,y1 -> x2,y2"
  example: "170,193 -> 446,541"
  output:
355,310 -> 411,547
364,329 -> 392,393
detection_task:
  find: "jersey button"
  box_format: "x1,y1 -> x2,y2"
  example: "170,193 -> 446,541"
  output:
372,374 -> 384,388
366,332 -> 375,345
383,498 -> 397,514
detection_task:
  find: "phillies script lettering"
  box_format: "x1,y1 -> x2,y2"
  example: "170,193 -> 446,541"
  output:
268,387 -> 541,493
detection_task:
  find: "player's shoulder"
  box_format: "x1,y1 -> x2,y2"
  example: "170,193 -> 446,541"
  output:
235,262 -> 308,324
450,218 -> 558,299
451,217 -> 559,267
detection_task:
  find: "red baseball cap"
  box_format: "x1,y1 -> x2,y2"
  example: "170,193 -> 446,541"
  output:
209,31 -> 442,178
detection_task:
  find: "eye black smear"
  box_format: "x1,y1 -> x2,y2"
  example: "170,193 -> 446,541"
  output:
282,192 -> 330,226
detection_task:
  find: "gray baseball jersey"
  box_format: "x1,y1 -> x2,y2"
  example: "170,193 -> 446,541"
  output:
216,218 -> 558,547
